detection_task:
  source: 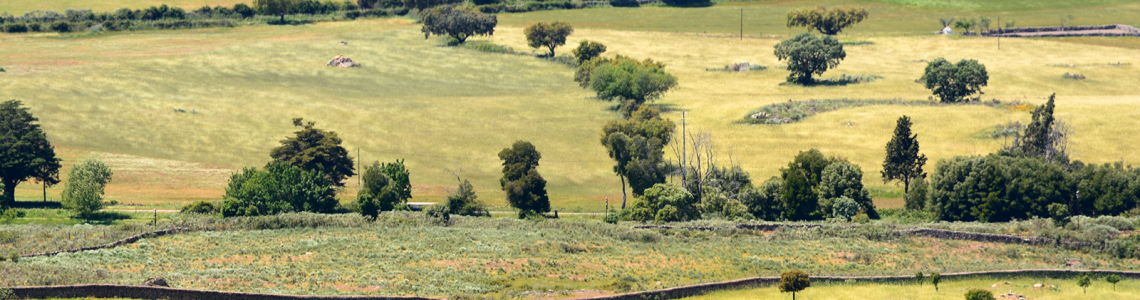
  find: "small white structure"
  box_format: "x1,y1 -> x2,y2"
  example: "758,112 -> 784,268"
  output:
941,27 -> 953,35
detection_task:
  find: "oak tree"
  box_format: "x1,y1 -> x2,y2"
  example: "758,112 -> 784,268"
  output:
786,5 -> 868,35
525,21 -> 574,57
774,33 -> 845,84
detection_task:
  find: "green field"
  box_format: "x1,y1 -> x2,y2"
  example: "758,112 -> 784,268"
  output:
685,276 -> 1140,300
3,0 -> 1140,212
5,214 -> 1137,298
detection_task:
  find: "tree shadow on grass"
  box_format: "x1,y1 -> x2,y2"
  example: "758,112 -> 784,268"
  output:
267,19 -> 315,26
10,201 -> 62,209
78,211 -> 132,225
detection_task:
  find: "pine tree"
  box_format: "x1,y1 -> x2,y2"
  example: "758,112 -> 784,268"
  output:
882,116 -> 927,193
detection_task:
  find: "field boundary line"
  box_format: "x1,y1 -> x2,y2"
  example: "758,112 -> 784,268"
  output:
574,269 -> 1140,300
20,227 -> 198,258
6,284 -> 436,300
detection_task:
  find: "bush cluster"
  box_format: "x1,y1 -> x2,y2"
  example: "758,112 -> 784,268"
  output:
221,162 -> 337,217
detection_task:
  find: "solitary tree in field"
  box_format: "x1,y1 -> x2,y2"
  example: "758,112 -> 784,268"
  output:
421,5 -> 497,44
954,18 -> 977,35
921,58 -> 988,103
882,116 -> 927,194
525,21 -> 574,57
1078,274 -> 1092,294
964,288 -> 994,300
357,162 -> 400,220
499,141 -> 549,218
915,271 -> 925,285
931,272 -> 941,291
779,270 -> 811,300
572,40 -> 606,63
61,158 -> 113,222
601,106 -> 674,209
1106,274 -> 1122,291
254,0 -> 295,22
774,33 -> 845,84
786,5 -> 868,35
587,56 -> 677,116
0,100 -> 61,209
270,118 -> 356,187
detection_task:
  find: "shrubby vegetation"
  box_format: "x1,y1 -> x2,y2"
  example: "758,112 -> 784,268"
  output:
60,158 -> 113,222
571,40 -> 607,63
774,33 -> 846,84
0,1 -> 410,34
221,162 -> 337,217
356,161 -> 404,220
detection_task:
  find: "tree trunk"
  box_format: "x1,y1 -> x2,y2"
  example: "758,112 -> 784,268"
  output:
620,175 -> 627,209
903,178 -> 910,194
793,292 -> 796,300
280,14 -> 285,23
549,46 -> 556,57
2,180 -> 16,208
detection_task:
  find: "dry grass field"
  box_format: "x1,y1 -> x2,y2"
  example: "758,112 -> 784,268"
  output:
1,1 -> 1138,212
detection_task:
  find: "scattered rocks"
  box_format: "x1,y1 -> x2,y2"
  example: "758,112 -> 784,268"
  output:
142,277 -> 169,287
338,41 -> 348,45
326,55 -> 360,68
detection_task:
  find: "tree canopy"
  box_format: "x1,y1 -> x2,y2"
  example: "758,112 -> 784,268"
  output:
61,158 -> 113,222
921,57 -> 989,103
629,183 -> 699,223
584,56 -> 677,117
253,0 -> 294,22
421,5 -> 497,44
601,106 -> 675,208
779,270 -> 811,300
498,141 -> 549,218
403,0 -> 461,11
524,21 -> 574,57
270,118 -> 355,187
786,5 -> 868,35
774,33 -> 846,84
222,162 -> 337,217
0,100 -> 61,208
572,40 -> 607,63
818,161 -> 877,219
882,116 -> 927,193
357,161 -> 401,219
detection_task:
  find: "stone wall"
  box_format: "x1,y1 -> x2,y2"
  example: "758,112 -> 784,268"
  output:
8,285 -> 435,300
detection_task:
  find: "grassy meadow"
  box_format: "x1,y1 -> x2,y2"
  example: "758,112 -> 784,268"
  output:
0,0 -> 1139,213
7,214 -> 1138,298
684,275 -> 1140,300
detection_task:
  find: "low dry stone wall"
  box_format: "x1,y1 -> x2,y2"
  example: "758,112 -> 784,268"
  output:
7,285 -> 435,300
21,227 -> 195,258
982,24 -> 1140,37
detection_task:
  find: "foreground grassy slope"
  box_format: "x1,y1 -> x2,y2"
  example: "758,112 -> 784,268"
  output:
10,215 -> 1137,297
1,1 -> 1139,210
685,276 -> 1140,300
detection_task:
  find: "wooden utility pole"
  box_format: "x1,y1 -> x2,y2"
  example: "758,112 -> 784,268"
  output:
680,110 -> 688,188
357,148 -> 362,188
997,17 -> 1001,50
740,8 -> 743,40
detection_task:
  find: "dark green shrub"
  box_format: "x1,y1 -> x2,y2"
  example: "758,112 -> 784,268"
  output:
628,183 -> 699,223
28,23 -> 41,32
929,155 -> 1071,222
233,3 -> 256,18
181,201 -> 219,214
50,21 -> 72,32
662,0 -> 712,7
221,162 -> 337,217
444,179 -> 487,216
609,0 -> 639,7
965,288 -> 994,300
5,24 -> 28,33
425,204 -> 450,225
472,0 -> 499,5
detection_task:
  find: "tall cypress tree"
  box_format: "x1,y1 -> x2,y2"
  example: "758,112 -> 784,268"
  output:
0,100 -> 62,208
882,116 -> 927,193
1020,94 -> 1056,158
